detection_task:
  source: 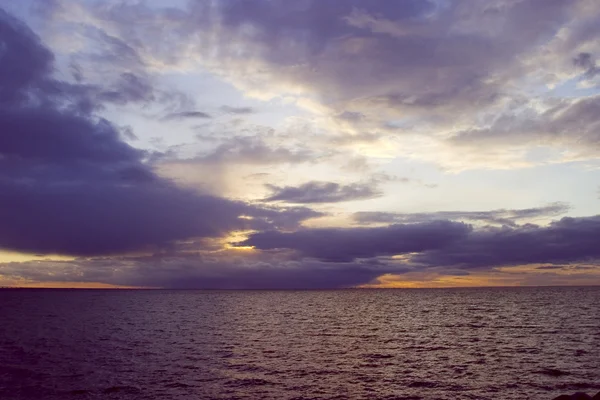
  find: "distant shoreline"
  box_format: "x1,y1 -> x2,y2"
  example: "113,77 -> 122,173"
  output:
1,285 -> 600,291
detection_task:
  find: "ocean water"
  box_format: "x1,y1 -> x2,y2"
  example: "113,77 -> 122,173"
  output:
0,287 -> 599,400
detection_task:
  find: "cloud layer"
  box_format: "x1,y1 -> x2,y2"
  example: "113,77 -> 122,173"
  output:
0,9 -> 314,256
1,2 -> 600,288
354,203 -> 570,227
241,221 -> 472,262
242,215 -> 600,270
37,0 -> 600,171
265,181 -> 382,204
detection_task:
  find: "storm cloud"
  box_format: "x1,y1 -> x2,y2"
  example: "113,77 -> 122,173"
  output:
2,3 -> 600,289
0,254 -> 399,289
0,9 -> 315,257
243,215 -> 600,272
414,216 -> 600,268
241,221 -> 472,262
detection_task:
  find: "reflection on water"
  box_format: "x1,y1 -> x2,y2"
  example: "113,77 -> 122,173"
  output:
1,287 -> 599,400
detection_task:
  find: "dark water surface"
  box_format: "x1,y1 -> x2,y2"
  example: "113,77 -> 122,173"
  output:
1,287 -> 599,400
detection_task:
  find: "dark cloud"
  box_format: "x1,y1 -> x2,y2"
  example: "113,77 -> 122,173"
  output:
122,256 -> 393,289
0,9 -> 53,105
241,221 -> 472,262
4,213 -> 600,288
249,206 -> 325,231
3,3 -> 600,289
96,72 -> 155,105
0,254 -> 399,289
240,213 -> 600,273
0,9 -> 315,257
354,203 -> 570,227
573,52 -> 600,80
221,105 -> 255,115
120,126 -> 139,141
265,181 -> 381,204
414,216 -> 600,268
162,110 -> 212,121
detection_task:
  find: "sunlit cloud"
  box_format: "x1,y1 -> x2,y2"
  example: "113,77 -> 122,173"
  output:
1,1 -> 600,288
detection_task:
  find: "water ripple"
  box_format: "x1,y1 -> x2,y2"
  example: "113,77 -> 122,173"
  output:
0,287 -> 599,400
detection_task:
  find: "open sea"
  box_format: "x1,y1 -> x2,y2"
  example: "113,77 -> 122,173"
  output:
0,287 -> 599,400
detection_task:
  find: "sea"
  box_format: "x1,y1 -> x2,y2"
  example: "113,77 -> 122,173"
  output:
0,287 -> 599,400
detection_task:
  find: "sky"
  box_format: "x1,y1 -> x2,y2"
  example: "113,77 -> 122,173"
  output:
1,0 -> 600,289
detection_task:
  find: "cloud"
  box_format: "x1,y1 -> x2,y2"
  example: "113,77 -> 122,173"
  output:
162,110 -> 212,121
0,253 -> 397,289
240,221 -> 472,262
265,181 -> 382,204
536,265 -> 564,270
573,52 -> 600,80
447,95 -> 600,159
250,206 -> 325,231
354,203 -> 570,227
4,213 -> 600,287
240,214 -> 600,276
221,105 -> 255,115
414,216 -> 600,268
95,72 -> 155,105
189,135 -> 315,165
195,0 -> 525,110
4,3 -> 600,289
32,4 -> 196,114
0,9 -> 316,257
45,0 -> 600,169
240,206 -> 600,273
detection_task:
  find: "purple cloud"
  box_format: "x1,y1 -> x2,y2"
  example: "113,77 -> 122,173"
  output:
162,110 -> 212,121
448,95 -> 600,152
2,3 -> 600,289
44,0 -> 572,113
354,203 -> 570,227
414,216 -> 600,268
265,181 -> 382,204
0,254 -> 400,289
188,0 -> 571,113
0,9 -> 316,257
573,52 -> 600,80
190,135 -> 316,165
221,106 -> 255,115
38,0 -> 600,170
240,221 -> 472,262
242,214 -> 600,270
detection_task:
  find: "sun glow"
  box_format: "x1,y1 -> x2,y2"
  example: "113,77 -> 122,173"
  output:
0,251 -> 75,263
361,264 -> 600,288
221,231 -> 256,252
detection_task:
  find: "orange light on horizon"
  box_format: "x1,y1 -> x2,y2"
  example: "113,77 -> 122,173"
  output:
0,280 -> 151,289
360,264 -> 600,289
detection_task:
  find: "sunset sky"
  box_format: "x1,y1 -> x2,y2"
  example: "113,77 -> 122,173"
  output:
1,0 -> 600,288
